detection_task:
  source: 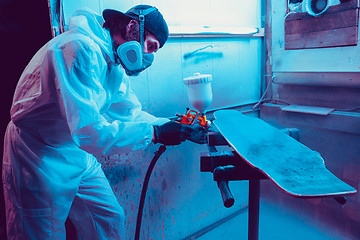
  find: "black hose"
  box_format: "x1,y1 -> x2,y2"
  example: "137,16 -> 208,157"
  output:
135,145 -> 167,240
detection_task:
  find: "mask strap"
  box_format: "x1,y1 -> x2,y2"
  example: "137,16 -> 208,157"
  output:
139,11 -> 145,52
110,34 -> 121,64
129,7 -> 157,52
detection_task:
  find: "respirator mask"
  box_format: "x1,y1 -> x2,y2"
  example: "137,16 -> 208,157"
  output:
116,7 -> 157,76
116,42 -> 154,76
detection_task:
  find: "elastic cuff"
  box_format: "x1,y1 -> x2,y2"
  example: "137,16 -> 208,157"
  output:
152,125 -> 160,144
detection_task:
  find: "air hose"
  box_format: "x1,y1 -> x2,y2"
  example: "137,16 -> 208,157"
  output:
135,144 -> 167,240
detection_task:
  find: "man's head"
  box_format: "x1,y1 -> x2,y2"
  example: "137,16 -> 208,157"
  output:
103,5 -> 169,50
102,5 -> 168,76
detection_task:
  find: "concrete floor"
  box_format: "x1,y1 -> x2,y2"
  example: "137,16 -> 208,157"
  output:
196,199 -> 352,240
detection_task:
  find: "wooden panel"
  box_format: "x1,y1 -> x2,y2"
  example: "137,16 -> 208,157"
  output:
286,0 -> 359,21
270,72 -> 360,111
285,8 -> 358,35
284,0 -> 359,49
273,72 -> 360,87
285,26 -> 358,49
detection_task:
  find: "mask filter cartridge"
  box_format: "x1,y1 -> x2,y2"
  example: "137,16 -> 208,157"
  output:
117,41 -> 143,71
116,41 -> 154,76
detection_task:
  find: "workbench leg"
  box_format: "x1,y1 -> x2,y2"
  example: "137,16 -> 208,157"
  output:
248,179 -> 260,240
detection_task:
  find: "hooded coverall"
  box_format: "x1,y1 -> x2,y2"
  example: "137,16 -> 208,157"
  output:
2,8 -> 167,239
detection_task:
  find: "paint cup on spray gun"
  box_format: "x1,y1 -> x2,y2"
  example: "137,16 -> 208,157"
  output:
183,72 -> 213,114
183,73 -> 212,128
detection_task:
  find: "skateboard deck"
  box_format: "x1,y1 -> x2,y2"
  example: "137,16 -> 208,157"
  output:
213,109 -> 356,197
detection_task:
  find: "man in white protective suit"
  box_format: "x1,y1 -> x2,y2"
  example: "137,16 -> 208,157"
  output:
2,4 -> 206,239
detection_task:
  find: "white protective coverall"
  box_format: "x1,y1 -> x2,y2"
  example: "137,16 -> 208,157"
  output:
2,8 -> 167,240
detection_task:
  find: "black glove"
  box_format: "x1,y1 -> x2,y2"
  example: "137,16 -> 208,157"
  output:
187,125 -> 208,144
153,121 -> 193,146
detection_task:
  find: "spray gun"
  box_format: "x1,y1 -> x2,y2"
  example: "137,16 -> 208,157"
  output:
176,73 -> 213,128
135,73 -> 213,240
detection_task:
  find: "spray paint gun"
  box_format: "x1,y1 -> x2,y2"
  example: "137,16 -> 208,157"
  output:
176,108 -> 209,128
136,74 -> 213,240
176,73 -> 213,129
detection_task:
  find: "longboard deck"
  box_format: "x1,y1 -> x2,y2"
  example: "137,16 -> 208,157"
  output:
213,109 -> 356,197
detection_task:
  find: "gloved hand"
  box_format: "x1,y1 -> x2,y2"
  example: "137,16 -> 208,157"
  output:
153,121 -> 193,146
187,125 -> 208,144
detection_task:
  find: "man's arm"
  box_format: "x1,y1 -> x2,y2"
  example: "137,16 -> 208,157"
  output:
51,38 -> 154,156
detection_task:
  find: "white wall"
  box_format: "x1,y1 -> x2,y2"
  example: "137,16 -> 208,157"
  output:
60,0 -> 263,117
132,37 -> 262,117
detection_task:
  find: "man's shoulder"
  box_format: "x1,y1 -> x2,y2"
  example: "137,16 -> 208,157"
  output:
51,31 -> 101,53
